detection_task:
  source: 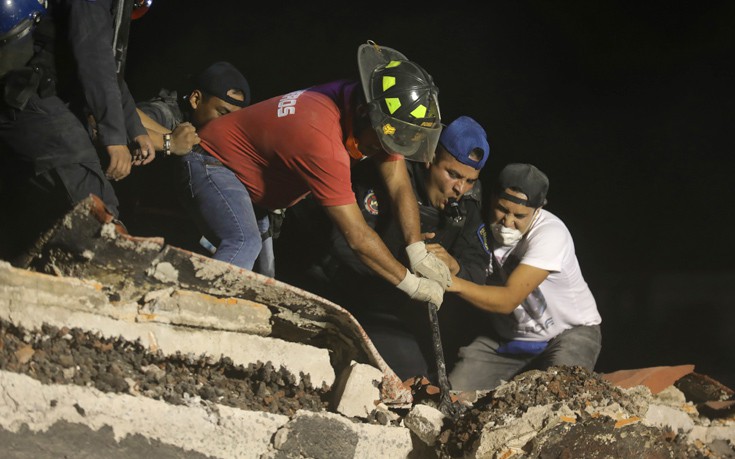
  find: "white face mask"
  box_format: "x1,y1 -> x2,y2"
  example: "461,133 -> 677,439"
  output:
490,223 -> 524,246
490,209 -> 541,246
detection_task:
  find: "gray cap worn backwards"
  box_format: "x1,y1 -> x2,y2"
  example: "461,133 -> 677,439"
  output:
496,163 -> 549,208
195,61 -> 250,107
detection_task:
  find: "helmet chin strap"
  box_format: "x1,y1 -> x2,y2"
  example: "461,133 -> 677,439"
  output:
343,104 -> 366,160
345,135 -> 365,160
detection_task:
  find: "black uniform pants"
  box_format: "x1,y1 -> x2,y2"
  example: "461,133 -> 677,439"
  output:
0,94 -> 119,262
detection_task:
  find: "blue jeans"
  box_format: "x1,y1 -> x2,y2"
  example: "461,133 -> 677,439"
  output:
176,149 -> 274,276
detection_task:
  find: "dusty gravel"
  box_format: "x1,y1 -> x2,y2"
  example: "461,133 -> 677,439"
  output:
436,366 -> 722,458
0,318 -> 328,417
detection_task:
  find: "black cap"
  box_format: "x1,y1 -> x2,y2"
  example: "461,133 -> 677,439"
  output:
496,163 -> 549,208
195,61 -> 250,107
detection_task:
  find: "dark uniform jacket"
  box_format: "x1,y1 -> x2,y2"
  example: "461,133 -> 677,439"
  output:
0,0 -> 146,173
273,158 -> 490,380
50,0 -> 146,147
312,158 -> 489,315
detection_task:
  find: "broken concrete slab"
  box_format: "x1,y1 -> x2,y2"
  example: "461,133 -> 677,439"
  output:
5,196 -> 734,458
269,410 -> 414,459
2,262 -> 272,336
0,371 -> 288,458
0,260 -> 109,312
403,403 -> 446,446
0,262 -> 335,387
643,403 -> 696,432
139,288 -> 272,336
689,424 -> 735,446
474,404 -> 577,458
333,361 -> 382,419
19,196 -> 411,406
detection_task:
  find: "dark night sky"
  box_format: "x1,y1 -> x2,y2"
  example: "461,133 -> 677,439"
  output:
125,1 -> 735,386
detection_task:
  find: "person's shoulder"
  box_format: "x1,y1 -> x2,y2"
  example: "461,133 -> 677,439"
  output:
269,88 -> 339,126
137,88 -> 184,129
460,183 -> 483,214
155,88 -> 179,103
529,209 -> 572,242
464,180 -> 483,203
304,80 -> 358,114
308,79 -> 359,96
139,88 -> 180,107
537,209 -> 569,230
300,89 -> 340,113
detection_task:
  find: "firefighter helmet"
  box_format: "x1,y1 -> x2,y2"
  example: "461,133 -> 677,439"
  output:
357,41 -> 442,162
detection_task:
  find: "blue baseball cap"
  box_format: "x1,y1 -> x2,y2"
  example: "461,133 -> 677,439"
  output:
438,116 -> 490,169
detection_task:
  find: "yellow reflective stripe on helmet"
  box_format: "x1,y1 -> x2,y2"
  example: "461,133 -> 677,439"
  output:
382,75 -> 396,91
410,105 -> 427,119
385,97 -> 401,114
382,123 -> 397,136
386,61 -> 401,68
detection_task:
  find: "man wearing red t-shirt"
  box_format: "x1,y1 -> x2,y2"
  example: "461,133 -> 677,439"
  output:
177,42 -> 450,306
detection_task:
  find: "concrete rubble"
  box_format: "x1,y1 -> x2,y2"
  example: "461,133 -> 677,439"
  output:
1,196 -> 734,458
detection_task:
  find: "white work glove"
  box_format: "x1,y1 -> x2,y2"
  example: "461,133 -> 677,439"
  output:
396,269 -> 444,308
406,241 -> 452,288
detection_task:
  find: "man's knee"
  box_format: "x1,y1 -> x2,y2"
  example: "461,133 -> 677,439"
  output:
215,231 -> 262,270
449,336 -> 529,391
544,325 -> 602,369
55,163 -> 119,217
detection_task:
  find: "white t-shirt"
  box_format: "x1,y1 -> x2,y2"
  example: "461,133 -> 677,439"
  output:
489,209 -> 601,342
